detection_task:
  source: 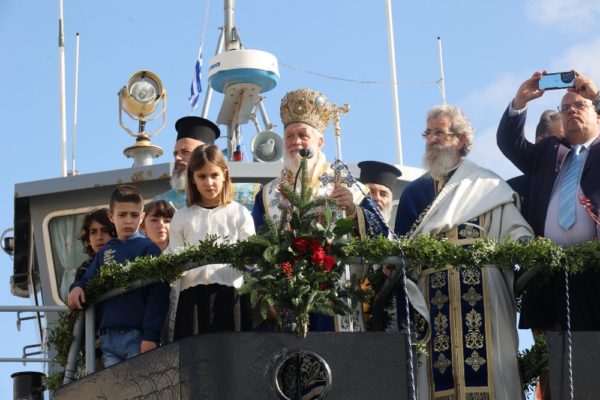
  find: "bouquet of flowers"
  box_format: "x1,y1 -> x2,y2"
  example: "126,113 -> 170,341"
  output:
239,157 -> 366,337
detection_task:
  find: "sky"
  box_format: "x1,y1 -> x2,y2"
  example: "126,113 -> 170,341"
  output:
1,0 -> 600,397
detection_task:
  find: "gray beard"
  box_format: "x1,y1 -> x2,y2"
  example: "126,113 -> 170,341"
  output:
381,202 -> 393,223
170,169 -> 187,192
424,144 -> 460,180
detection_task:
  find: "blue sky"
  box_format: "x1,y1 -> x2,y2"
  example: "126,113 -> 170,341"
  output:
1,0 -> 600,397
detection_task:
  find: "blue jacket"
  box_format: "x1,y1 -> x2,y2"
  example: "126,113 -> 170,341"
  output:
70,232 -> 170,343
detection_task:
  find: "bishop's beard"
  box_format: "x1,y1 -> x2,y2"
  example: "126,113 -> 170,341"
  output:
424,144 -> 460,180
170,168 -> 187,192
283,150 -> 318,175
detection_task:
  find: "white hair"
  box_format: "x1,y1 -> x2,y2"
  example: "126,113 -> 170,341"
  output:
427,105 -> 474,156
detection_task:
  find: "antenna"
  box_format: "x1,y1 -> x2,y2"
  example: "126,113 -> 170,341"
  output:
70,33 -> 80,176
58,0 -> 68,176
437,36 -> 447,105
384,0 -> 403,166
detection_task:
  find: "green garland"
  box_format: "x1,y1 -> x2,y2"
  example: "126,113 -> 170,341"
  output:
45,235 -> 600,392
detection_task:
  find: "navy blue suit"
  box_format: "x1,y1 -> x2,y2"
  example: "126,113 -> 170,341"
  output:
497,107 -> 600,330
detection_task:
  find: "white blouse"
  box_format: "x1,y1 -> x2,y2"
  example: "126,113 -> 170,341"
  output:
167,202 -> 255,290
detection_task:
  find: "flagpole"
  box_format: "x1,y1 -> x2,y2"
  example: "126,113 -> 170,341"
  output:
202,29 -> 224,118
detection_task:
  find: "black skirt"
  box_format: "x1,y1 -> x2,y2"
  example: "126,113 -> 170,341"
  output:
173,284 -> 251,340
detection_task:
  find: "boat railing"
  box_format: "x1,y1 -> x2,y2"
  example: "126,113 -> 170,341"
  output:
62,256 -> 407,384
0,305 -> 68,364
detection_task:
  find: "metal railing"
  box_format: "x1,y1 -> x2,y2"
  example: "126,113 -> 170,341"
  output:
62,257 -> 415,397
0,305 -> 68,364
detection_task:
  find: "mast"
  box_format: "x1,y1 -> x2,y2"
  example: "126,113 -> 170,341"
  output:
58,0 -> 68,176
384,0 -> 403,166
437,36 -> 447,105
71,33 -> 80,176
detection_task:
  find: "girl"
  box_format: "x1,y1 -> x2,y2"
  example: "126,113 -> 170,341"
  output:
141,200 -> 175,252
168,144 -> 255,339
74,208 -> 117,281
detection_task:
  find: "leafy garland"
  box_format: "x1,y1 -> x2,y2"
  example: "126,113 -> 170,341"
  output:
46,234 -> 600,392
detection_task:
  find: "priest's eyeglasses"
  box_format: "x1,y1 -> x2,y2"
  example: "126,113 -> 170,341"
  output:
558,101 -> 593,113
421,130 -> 458,139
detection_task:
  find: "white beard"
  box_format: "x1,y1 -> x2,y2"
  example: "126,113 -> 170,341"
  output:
283,150 -> 318,175
170,169 -> 187,192
283,153 -> 301,172
424,144 -> 460,180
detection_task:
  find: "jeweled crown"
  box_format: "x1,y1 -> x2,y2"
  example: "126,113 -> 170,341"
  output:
280,88 -> 332,133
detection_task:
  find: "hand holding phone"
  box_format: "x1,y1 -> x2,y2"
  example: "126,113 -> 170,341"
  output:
538,71 -> 575,90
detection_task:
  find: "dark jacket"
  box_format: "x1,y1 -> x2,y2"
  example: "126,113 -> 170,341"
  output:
497,107 -> 600,330
70,232 -> 170,343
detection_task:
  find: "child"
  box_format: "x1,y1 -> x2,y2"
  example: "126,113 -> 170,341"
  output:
141,200 -> 175,252
74,208 -> 117,281
168,144 -> 255,339
68,185 -> 170,368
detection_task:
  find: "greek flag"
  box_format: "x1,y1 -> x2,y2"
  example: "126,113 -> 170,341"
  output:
189,47 -> 202,109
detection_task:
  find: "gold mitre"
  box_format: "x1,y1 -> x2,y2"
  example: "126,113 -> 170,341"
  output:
280,88 -> 332,133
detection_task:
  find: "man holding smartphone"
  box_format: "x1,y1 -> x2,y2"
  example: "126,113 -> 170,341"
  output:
497,71 -> 600,399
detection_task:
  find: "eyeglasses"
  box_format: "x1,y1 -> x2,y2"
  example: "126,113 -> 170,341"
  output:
421,129 -> 459,139
558,101 -> 593,113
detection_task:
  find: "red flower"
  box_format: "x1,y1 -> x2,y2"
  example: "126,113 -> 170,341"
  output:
311,247 -> 325,265
319,283 -> 327,291
293,238 -> 309,252
322,255 -> 336,272
308,239 -> 322,252
280,262 -> 293,278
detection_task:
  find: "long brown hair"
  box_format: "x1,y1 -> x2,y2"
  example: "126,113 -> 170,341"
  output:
185,144 -> 232,207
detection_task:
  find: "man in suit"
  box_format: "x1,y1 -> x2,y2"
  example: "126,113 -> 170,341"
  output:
497,70 -> 600,335
506,110 -> 563,220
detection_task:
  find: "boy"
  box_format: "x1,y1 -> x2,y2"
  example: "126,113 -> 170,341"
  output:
68,185 -> 170,368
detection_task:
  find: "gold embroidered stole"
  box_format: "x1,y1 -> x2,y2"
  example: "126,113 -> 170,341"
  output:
423,179 -> 495,400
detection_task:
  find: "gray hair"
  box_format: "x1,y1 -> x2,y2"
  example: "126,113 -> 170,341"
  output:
535,110 -> 561,139
427,105 -> 474,156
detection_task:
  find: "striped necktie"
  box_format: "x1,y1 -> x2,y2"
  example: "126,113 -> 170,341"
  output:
558,145 -> 583,229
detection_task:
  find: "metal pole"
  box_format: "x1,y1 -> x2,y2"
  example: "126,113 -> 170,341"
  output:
0,306 -> 68,312
224,0 -> 239,51
437,36 -> 447,105
71,33 -> 80,175
384,0 -> 404,166
0,358 -> 52,363
58,0 -> 68,176
85,304 -> 96,374
63,313 -> 84,384
201,28 -> 225,118
256,98 -> 273,130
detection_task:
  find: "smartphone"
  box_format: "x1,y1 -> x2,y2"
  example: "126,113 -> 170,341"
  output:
538,71 -> 575,90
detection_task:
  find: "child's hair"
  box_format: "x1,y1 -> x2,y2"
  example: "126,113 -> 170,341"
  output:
142,200 -> 176,229
79,208 -> 116,257
110,184 -> 144,211
186,144 -> 232,207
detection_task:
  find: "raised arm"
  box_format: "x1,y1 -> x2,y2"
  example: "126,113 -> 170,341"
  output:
496,72 -> 545,175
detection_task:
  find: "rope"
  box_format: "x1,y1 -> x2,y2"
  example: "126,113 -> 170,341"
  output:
564,269 -> 574,400
279,61 -> 439,87
401,259 -> 417,400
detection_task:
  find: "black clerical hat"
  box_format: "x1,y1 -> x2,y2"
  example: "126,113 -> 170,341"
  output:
175,116 -> 220,144
358,160 -> 402,190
